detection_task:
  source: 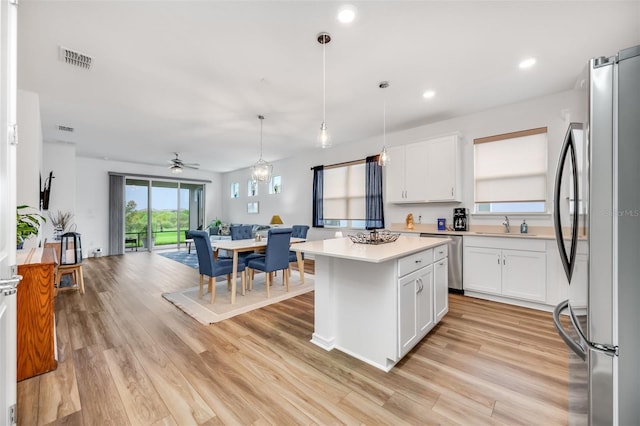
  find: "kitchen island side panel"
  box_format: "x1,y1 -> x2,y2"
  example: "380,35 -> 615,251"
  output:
331,257 -> 398,371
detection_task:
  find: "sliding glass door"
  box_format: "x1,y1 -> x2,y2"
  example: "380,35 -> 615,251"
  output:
125,178 -> 204,251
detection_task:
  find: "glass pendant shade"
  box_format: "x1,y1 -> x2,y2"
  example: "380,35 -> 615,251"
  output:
251,115 -> 272,183
250,159 -> 272,183
378,146 -> 390,166
170,165 -> 182,174
318,122 -> 331,148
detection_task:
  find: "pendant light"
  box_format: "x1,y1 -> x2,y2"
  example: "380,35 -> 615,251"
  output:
378,81 -> 391,166
250,115 -> 273,183
317,32 -> 331,148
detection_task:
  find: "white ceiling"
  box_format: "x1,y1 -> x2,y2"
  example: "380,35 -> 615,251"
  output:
17,1 -> 640,173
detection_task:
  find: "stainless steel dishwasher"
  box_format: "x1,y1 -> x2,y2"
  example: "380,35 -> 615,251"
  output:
420,233 -> 463,293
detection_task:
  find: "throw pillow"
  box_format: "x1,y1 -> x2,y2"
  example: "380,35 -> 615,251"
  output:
219,223 -> 231,236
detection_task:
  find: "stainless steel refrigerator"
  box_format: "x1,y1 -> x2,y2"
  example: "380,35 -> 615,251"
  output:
552,45 -> 640,425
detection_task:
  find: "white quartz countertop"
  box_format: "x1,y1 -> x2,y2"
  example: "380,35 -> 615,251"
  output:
290,235 -> 449,263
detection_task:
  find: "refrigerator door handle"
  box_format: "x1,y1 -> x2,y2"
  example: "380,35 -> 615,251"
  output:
568,304 -> 619,357
553,123 -> 581,283
553,300 -> 586,360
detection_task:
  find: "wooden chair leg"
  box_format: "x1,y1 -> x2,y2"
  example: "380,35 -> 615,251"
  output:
199,274 -> 204,299
210,276 -> 216,303
284,268 -> 289,292
265,272 -> 270,298
241,271 -> 246,296
247,268 -> 253,291
77,265 -> 85,295
227,273 -> 232,290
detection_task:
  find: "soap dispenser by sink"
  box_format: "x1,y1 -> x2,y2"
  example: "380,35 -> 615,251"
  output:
520,220 -> 528,234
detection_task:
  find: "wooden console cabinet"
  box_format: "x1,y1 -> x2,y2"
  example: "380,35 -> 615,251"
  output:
16,247 -> 57,381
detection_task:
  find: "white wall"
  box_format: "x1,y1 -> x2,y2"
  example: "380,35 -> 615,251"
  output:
222,88 -> 585,240
42,142 -> 76,239
16,90 -> 43,249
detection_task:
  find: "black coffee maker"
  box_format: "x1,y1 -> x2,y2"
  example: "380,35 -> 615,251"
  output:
453,208 -> 468,231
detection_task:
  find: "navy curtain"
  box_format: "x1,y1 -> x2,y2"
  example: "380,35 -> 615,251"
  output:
365,155 -> 385,229
312,166 -> 324,228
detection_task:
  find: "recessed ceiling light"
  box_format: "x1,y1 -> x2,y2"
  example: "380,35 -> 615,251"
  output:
519,57 -> 537,69
422,90 -> 436,99
337,5 -> 356,23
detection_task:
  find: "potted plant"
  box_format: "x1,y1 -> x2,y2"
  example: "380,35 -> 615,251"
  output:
17,205 -> 45,249
48,210 -> 74,240
140,224 -> 155,249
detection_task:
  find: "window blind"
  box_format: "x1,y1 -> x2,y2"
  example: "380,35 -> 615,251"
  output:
323,162 -> 366,220
474,127 -> 547,203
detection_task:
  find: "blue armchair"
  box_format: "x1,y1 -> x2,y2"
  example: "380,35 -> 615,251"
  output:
247,228 -> 292,297
190,230 -> 246,304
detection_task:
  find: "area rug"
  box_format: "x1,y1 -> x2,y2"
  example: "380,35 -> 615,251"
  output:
162,273 -> 314,325
158,250 -> 199,269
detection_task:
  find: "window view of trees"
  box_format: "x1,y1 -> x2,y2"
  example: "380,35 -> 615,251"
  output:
125,179 -> 204,250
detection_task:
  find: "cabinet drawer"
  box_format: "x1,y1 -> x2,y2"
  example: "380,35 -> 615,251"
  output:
398,249 -> 433,277
433,244 -> 448,262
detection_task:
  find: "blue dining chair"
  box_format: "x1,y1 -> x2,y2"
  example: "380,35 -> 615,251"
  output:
190,230 -> 246,304
247,228 -> 292,297
288,225 -> 309,279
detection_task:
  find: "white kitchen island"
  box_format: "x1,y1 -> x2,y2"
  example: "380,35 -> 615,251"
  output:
291,235 -> 450,372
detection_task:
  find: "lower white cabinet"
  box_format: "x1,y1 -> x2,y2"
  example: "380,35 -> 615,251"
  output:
434,257 -> 449,322
464,237 -> 546,304
398,265 -> 434,357
397,243 -> 448,358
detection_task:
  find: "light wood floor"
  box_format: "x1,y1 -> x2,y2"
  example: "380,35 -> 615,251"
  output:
17,252 -> 571,425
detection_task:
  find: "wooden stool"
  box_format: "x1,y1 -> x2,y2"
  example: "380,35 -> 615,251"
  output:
55,263 -> 85,295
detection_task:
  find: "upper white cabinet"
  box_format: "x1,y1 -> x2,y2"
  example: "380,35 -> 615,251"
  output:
386,134 -> 462,203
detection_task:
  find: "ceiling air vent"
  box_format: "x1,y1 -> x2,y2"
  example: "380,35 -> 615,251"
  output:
59,46 -> 93,70
58,125 -> 74,133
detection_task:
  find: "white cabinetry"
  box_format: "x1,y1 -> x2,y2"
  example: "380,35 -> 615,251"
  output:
385,143 -> 429,203
398,264 -> 433,357
464,237 -> 546,304
425,135 -> 462,202
386,134 -> 461,203
397,244 -> 448,358
434,257 -> 449,322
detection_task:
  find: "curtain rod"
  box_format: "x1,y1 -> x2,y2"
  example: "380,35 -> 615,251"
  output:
310,154 -> 379,170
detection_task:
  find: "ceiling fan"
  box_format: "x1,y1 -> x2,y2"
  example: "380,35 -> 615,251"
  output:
168,153 -> 199,174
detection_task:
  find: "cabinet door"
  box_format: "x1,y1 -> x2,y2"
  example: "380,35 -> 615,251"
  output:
463,246 -> 502,294
398,271 -> 418,357
434,257 -> 448,322
416,265 -> 434,335
385,145 -> 406,203
425,136 -> 458,201
404,141 -> 430,202
501,249 -> 546,302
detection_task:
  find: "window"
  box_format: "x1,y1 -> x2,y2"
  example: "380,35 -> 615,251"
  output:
248,180 -> 258,197
474,127 -> 547,213
269,175 -> 282,194
230,182 -> 239,198
323,161 -> 366,228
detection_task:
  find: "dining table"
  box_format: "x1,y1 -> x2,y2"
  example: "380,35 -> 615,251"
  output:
212,237 -> 306,304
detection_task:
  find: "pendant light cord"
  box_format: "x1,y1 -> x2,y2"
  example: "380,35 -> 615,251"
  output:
258,115 -> 264,160
322,41 -> 326,124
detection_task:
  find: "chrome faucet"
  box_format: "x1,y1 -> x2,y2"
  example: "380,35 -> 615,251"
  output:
503,216 -> 510,233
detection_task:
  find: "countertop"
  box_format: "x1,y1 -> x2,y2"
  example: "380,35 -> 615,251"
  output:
386,223 -> 580,240
290,235 -> 449,263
